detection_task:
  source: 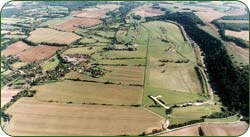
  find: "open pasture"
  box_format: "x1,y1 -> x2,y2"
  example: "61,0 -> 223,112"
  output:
27,28 -> 81,45
5,97 -> 163,136
32,80 -> 143,105
1,41 -> 33,57
54,18 -> 102,32
41,55 -> 59,71
70,8 -> 106,19
225,30 -> 249,41
17,45 -> 61,62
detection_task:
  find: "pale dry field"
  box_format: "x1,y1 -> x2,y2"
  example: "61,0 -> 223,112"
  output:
1,86 -> 22,107
194,9 -> 225,22
225,7 -> 247,16
1,41 -> 33,57
96,4 -> 120,11
17,45 -> 61,62
158,122 -> 248,136
70,8 -> 106,19
225,30 -> 249,41
27,28 -> 81,44
133,8 -> 165,17
54,18 -> 102,31
5,97 -> 163,136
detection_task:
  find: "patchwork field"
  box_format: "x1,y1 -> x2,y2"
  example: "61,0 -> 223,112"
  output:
32,80 -> 143,105
27,28 -> 81,45
1,41 -> 33,57
225,30 -> 249,41
71,8 -> 106,19
54,18 -> 102,31
5,97 -> 163,136
17,45 -> 61,62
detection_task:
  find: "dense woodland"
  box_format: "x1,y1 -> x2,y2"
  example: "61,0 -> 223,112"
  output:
146,12 -> 249,119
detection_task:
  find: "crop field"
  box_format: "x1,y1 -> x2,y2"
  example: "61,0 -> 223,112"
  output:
1,41 -> 33,57
79,37 -> 98,44
225,30 -> 249,41
27,28 -> 81,45
97,59 -> 146,66
70,8 -> 106,19
32,80 -> 143,105
54,18 -> 102,32
5,97 -> 163,136
17,45 -> 61,62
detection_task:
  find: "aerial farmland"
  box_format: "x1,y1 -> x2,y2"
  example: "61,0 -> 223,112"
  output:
0,1 -> 249,136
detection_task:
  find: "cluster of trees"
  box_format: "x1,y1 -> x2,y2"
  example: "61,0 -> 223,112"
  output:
212,20 -> 248,48
220,14 -> 249,20
147,12 -> 249,118
213,21 -> 248,31
168,119 -> 204,129
201,111 -> 236,119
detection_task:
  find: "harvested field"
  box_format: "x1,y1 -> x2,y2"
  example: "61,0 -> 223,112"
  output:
11,62 -> 27,69
5,97 -> 163,136
158,122 -> 248,136
17,45 -> 61,62
194,9 -> 225,22
201,122 -> 248,136
27,28 -> 81,45
32,80 -> 143,105
225,30 -> 249,41
1,41 -> 33,57
1,86 -> 22,107
54,18 -> 102,31
71,8 -> 106,19
96,4 -> 120,11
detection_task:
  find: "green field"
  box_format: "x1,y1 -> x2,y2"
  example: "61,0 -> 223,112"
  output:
11,62 -> 28,70
62,46 -> 104,55
170,105 -> 221,124
41,55 -> 59,71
